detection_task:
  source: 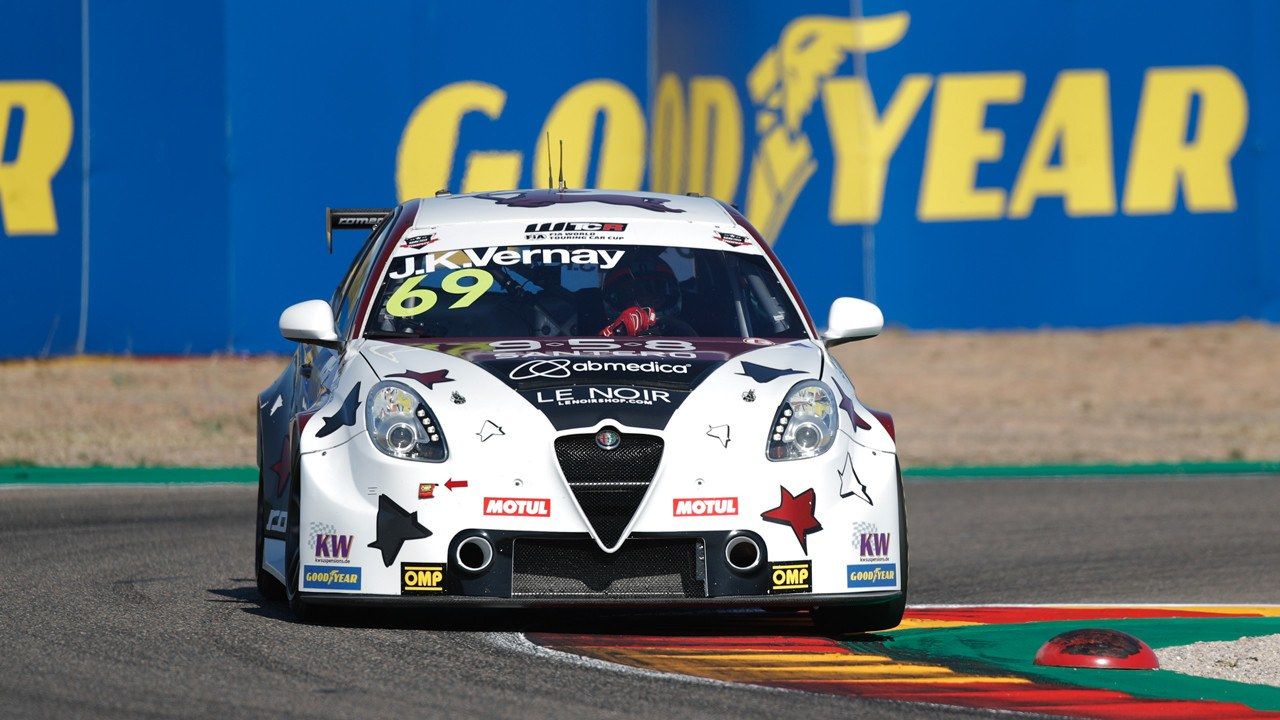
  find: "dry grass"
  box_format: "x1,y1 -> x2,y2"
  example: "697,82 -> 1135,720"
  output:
833,321 -> 1280,467
0,355 -> 286,467
1,322 -> 1276,468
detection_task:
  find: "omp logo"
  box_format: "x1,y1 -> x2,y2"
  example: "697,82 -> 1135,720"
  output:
302,565 -> 361,590
0,81 -> 74,236
769,560 -> 812,594
673,497 -> 738,517
401,562 -> 445,593
847,562 -> 897,589
483,497 -> 550,517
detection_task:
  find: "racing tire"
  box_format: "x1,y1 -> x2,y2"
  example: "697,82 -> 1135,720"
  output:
254,467 -> 285,601
283,439 -> 315,622
811,462 -> 909,636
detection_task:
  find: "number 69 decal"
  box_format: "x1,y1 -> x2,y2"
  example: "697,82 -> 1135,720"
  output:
386,269 -> 495,318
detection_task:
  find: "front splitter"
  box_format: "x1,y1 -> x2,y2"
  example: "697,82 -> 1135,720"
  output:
300,589 -> 902,610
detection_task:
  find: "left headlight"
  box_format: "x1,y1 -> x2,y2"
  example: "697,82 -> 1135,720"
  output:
365,381 -> 448,462
766,380 -> 838,461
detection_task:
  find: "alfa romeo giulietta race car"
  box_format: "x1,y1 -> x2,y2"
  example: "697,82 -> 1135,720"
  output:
256,188 -> 905,633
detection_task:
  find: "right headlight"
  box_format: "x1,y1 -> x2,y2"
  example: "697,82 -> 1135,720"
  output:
365,381 -> 448,462
766,380 -> 838,461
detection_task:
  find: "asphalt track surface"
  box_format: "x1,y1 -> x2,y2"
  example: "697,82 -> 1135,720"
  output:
2,474 -> 1277,720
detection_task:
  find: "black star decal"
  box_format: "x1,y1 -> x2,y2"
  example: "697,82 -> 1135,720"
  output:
315,382 -> 361,439
387,368 -> 454,390
836,383 -> 872,430
367,494 -> 432,567
737,361 -> 804,384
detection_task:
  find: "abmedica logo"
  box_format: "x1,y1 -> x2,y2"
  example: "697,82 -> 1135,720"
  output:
484,497 -> 551,517
672,497 -> 738,517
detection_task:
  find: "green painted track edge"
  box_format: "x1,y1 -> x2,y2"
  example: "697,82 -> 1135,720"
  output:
1,459 -> 1277,485
903,459 -> 1280,478
0,466 -> 257,485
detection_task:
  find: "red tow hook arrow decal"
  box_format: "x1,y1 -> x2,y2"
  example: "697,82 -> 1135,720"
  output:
445,478 -> 468,491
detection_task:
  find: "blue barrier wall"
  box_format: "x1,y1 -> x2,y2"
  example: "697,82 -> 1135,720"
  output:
0,0 -> 1275,356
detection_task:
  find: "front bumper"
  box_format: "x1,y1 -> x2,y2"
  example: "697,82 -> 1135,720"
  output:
301,589 -> 903,610
297,527 -> 904,608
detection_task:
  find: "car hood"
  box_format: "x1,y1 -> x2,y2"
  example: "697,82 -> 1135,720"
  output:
359,337 -> 824,431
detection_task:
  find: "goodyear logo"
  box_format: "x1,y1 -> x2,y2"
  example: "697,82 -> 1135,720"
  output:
769,560 -> 811,594
847,563 -> 897,589
398,12 -> 1248,241
401,562 -> 446,593
302,565 -> 361,590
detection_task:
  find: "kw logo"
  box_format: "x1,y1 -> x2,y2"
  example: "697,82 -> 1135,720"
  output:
314,533 -> 354,562
859,531 -> 891,560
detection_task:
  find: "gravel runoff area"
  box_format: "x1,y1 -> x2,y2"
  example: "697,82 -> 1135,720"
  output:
0,321 -> 1276,467
1158,634 -> 1280,689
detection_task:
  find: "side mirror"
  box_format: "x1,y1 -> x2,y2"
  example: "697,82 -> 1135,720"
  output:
823,297 -> 883,348
279,300 -> 341,349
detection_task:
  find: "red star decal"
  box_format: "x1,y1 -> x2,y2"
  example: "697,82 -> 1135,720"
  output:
388,368 -> 454,390
760,486 -> 823,553
270,434 -> 291,497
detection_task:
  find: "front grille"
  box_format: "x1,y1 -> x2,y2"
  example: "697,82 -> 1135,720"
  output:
512,538 -> 705,597
554,431 -> 663,548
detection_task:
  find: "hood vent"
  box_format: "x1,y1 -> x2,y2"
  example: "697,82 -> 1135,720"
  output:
554,431 -> 663,551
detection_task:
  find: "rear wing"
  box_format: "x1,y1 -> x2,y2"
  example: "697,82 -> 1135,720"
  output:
326,207 -> 393,254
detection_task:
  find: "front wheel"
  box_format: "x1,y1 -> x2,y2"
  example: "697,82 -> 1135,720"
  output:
283,436 -> 314,621
254,470 -> 285,601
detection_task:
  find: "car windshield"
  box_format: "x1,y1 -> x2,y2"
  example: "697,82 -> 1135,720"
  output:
362,244 -> 808,339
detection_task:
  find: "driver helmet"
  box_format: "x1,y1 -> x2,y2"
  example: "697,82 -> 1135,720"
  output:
602,255 -> 681,314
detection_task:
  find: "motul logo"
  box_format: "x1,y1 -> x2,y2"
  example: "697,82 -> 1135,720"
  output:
672,497 -> 738,517
483,497 -> 551,517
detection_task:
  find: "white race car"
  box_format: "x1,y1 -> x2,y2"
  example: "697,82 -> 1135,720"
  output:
255,189 -> 905,633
